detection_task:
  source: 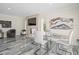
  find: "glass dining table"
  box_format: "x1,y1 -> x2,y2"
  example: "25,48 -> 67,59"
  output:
44,31 -> 73,55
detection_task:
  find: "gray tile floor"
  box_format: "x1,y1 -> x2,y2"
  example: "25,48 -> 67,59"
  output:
0,36 -> 79,55
0,36 -> 41,55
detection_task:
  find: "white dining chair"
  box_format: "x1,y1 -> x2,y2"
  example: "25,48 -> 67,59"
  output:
33,31 -> 48,54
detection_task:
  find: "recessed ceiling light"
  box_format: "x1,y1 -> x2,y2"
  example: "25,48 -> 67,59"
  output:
8,8 -> 11,10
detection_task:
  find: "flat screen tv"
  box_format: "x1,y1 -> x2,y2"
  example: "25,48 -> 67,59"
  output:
28,17 -> 36,26
0,20 -> 11,28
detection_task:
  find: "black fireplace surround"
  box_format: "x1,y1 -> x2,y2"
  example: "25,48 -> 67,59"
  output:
7,29 -> 16,38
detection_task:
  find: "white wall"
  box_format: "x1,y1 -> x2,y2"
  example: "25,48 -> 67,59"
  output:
0,14 -> 25,37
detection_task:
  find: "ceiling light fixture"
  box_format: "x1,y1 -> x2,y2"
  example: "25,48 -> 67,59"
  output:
8,8 -> 11,10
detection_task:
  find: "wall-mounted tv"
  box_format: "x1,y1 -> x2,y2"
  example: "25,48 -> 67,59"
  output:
28,17 -> 36,26
0,20 -> 11,28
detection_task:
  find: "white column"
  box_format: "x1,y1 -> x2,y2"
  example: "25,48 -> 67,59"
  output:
41,18 -> 44,32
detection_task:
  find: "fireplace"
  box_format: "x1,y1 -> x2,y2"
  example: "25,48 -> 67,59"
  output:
0,29 -> 4,39
7,29 -> 16,38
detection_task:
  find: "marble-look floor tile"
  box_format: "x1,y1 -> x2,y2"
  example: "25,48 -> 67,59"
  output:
0,36 -> 41,55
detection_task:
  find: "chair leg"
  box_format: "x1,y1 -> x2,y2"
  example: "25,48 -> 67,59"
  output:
34,44 -> 41,55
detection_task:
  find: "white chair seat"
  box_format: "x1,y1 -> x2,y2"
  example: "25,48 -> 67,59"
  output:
41,40 -> 47,45
34,31 -> 47,43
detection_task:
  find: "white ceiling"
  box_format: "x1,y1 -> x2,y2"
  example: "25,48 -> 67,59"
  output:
0,3 -> 79,16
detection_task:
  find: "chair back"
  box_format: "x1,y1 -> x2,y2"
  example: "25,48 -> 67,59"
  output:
34,31 -> 45,44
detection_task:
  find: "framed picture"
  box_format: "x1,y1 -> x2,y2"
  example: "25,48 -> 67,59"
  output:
28,17 -> 36,26
50,17 -> 73,30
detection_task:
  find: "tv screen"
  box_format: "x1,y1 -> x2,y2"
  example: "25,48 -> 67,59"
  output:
0,20 -> 11,28
28,17 -> 36,26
